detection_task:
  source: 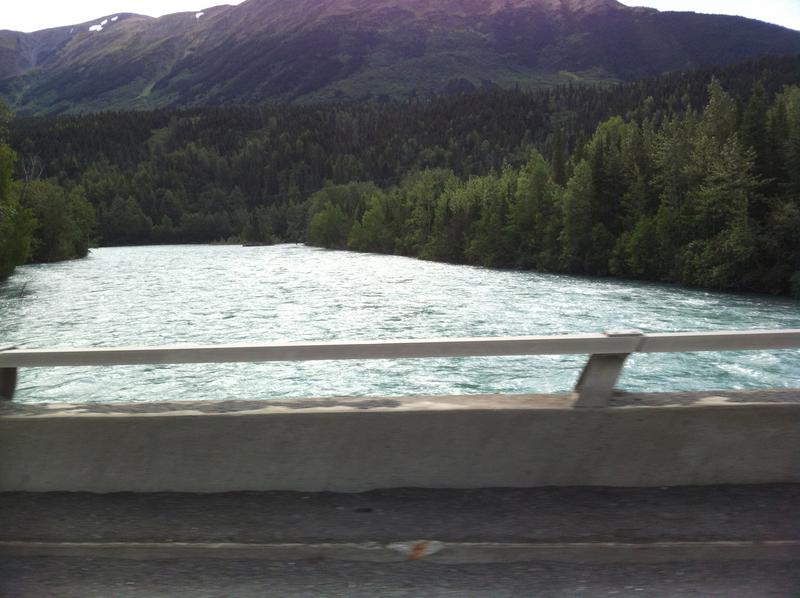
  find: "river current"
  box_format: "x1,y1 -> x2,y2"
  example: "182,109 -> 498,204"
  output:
1,244 -> 798,404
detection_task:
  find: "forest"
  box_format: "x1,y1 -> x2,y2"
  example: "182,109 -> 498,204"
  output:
1,54 -> 799,295
307,80 -> 800,296
0,104 -> 93,279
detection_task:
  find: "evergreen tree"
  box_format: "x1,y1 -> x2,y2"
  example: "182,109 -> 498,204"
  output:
559,160 -> 595,273
0,101 -> 34,279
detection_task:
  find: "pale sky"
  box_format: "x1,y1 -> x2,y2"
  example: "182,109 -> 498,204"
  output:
619,1 -> 800,31
1,1 -> 246,32
1,0 -> 799,33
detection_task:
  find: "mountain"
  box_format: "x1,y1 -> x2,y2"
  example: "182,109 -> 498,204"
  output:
2,0 -> 800,115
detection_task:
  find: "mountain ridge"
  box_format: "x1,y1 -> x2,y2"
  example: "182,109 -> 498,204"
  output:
2,0 -> 800,115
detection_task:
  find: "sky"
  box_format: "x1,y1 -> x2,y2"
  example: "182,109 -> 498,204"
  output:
1,0 -> 799,33
619,1 -> 800,31
2,1 -> 246,32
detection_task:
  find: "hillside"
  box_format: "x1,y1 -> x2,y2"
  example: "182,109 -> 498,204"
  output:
2,0 -> 800,114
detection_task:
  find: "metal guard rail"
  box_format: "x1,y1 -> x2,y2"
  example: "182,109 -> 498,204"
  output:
1,329 -> 798,407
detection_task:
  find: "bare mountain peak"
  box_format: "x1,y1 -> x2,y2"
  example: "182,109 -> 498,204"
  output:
495,0 -> 622,10
236,0 -> 622,14
223,0 -> 627,31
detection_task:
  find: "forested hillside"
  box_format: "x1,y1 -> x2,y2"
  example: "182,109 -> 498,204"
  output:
5,55 -> 800,294
4,0 -> 800,115
307,80 -> 800,296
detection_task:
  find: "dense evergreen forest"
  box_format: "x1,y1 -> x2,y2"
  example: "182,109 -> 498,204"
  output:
308,80 -> 800,297
0,104 -> 31,279
0,104 -> 93,279
2,54 -> 800,295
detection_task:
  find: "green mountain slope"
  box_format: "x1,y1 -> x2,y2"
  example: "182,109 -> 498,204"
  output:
2,0 -> 800,114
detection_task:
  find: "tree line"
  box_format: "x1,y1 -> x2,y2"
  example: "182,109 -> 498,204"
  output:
306,80 -> 800,296
1,54 -> 799,294
1,103 -> 95,279
0,102 -> 96,280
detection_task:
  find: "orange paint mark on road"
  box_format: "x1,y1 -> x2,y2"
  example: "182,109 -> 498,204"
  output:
407,541 -> 430,560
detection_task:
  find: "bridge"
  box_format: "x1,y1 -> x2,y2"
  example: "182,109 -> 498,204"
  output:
1,328 -> 799,491
1,329 -> 799,594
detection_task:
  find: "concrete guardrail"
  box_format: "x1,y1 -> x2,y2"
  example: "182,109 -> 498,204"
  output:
0,329 -> 798,492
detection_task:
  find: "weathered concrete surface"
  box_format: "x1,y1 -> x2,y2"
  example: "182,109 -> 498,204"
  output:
1,390 -> 799,492
4,558 -> 799,597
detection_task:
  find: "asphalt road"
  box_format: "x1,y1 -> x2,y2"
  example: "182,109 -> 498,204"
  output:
3,557 -> 800,597
3,485 -> 799,544
2,486 -> 798,596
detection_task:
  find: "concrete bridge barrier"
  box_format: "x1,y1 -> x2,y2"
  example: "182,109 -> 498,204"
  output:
2,330 -> 798,492
2,390 -> 798,493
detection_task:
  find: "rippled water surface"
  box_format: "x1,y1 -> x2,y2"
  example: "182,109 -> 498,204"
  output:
1,245 -> 798,403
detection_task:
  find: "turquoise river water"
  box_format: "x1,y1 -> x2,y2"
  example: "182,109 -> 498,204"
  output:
1,244 -> 798,404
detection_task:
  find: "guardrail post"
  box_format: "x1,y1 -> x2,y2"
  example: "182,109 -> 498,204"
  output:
1,346 -> 17,401
574,331 -> 643,408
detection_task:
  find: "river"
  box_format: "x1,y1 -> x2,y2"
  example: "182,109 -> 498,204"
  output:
1,244 -> 798,404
